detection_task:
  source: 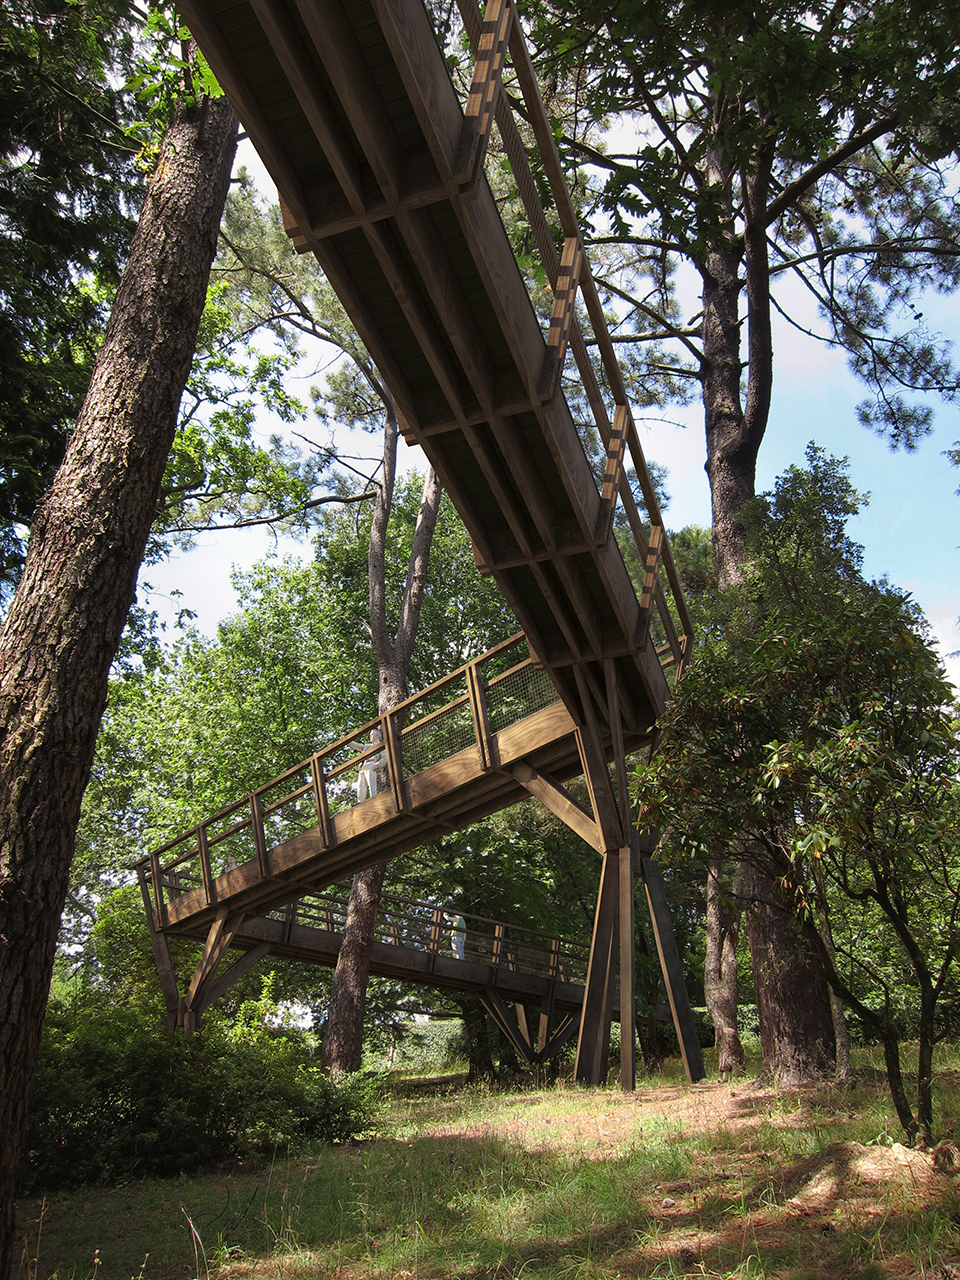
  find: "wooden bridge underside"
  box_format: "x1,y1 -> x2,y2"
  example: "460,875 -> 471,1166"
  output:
145,0 -> 706,1087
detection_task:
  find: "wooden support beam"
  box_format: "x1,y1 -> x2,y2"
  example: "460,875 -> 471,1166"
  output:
536,979 -> 556,1054
138,868 -> 180,1024
480,987 -> 535,1063
248,0 -> 364,210
291,0 -> 404,204
639,855 -> 705,1084
537,1009 -> 581,1062
540,237 -> 583,403
185,909 -> 232,1010
604,658 -> 631,840
573,667 -> 623,851
197,942 -> 273,1016
574,849 -> 619,1083
453,0 -> 513,195
510,760 -> 600,850
619,841 -> 636,1092
595,405 -> 628,548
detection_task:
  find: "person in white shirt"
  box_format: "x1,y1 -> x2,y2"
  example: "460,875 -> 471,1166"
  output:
355,728 -> 386,803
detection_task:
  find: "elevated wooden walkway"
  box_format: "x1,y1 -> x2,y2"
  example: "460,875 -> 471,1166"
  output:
174,885 -> 600,1064
143,0 -> 706,1088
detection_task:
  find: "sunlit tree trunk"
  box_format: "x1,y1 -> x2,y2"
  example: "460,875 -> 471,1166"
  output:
0,88 -> 237,1277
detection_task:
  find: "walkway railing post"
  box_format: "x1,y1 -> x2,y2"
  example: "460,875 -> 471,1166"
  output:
197,825 -> 214,907
250,791 -> 270,878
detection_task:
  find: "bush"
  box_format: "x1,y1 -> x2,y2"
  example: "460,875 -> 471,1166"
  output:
18,997 -> 379,1195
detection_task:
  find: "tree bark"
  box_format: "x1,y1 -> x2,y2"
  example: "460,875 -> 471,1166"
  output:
0,90 -> 237,1276
741,859 -> 835,1084
322,397 -> 442,1075
704,859 -> 744,1078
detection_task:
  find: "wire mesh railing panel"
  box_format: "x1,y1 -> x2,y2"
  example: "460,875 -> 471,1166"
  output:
295,891 -> 348,933
400,676 -> 475,776
260,764 -> 316,846
322,729 -> 391,819
483,661 -> 558,736
205,824 -> 257,876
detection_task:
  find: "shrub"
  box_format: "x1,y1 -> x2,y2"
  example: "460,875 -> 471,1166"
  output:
18,996 -> 379,1194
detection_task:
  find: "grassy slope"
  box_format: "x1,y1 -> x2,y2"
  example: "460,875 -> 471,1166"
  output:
15,1048 -> 960,1280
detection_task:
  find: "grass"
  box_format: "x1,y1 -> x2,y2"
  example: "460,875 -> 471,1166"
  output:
15,1044 -> 960,1280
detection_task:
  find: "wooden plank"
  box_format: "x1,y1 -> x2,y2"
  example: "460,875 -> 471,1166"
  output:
466,661 -> 493,770
639,855 -> 705,1084
639,524 -> 665,641
197,824 -> 215,906
510,760 -> 600,850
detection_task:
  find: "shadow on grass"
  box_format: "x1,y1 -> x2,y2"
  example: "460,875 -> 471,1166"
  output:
16,1119 -> 960,1280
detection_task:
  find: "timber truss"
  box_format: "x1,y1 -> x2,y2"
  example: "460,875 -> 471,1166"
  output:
138,0 -> 707,1087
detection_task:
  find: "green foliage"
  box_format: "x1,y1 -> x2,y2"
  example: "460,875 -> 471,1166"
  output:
633,447 -> 960,1137
19,985 -> 379,1195
0,0 -> 141,592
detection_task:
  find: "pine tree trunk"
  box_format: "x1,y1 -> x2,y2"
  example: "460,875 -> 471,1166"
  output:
0,92 -> 237,1277
704,859 -> 744,1078
741,860 -> 835,1084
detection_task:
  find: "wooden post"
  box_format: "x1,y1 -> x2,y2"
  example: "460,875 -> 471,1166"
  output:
574,848 -> 619,1084
138,867 -> 180,1030
197,823 -> 214,906
251,790 -> 270,878
311,754 -> 333,847
639,853 -> 705,1083
492,921 -> 505,967
619,841 -> 636,1091
429,906 -> 443,953
382,710 -> 406,811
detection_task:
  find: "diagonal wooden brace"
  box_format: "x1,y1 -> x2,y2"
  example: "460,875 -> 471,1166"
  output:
594,404 -> 630,547
453,0 -> 514,196
184,907 -> 245,1020
539,236 -> 583,403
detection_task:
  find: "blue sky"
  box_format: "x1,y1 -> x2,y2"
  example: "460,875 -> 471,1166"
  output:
144,143 -> 960,684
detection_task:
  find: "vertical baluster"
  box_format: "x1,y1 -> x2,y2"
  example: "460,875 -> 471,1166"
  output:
197,825 -> 215,906
251,791 -> 269,879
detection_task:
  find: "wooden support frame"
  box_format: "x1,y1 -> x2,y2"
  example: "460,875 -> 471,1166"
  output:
510,760 -> 600,850
638,524 -> 665,648
453,0 -> 513,196
574,849 -> 619,1083
639,854 -> 705,1084
198,942 -> 273,1016
138,868 -> 180,1030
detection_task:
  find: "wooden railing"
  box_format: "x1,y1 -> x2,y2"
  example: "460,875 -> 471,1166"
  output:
137,633 -> 564,920
271,885 -> 590,986
451,0 -> 693,672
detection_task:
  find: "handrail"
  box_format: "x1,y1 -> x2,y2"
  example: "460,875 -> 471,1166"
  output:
135,633 -> 566,924
285,885 -> 589,983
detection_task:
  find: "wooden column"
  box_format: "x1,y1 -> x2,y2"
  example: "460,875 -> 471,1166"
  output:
639,853 -> 706,1083
619,838 -> 636,1091
574,848 -> 619,1083
138,868 -> 180,1032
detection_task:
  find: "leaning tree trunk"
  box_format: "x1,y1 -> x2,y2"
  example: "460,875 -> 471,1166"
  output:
322,399 -> 442,1074
705,859 -> 744,1078
0,91 -> 237,1278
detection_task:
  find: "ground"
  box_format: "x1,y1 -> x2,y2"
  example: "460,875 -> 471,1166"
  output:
15,1055 -> 960,1280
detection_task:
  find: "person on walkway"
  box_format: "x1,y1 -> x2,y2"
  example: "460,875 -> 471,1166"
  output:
355,728 -> 386,803
444,911 -> 466,960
